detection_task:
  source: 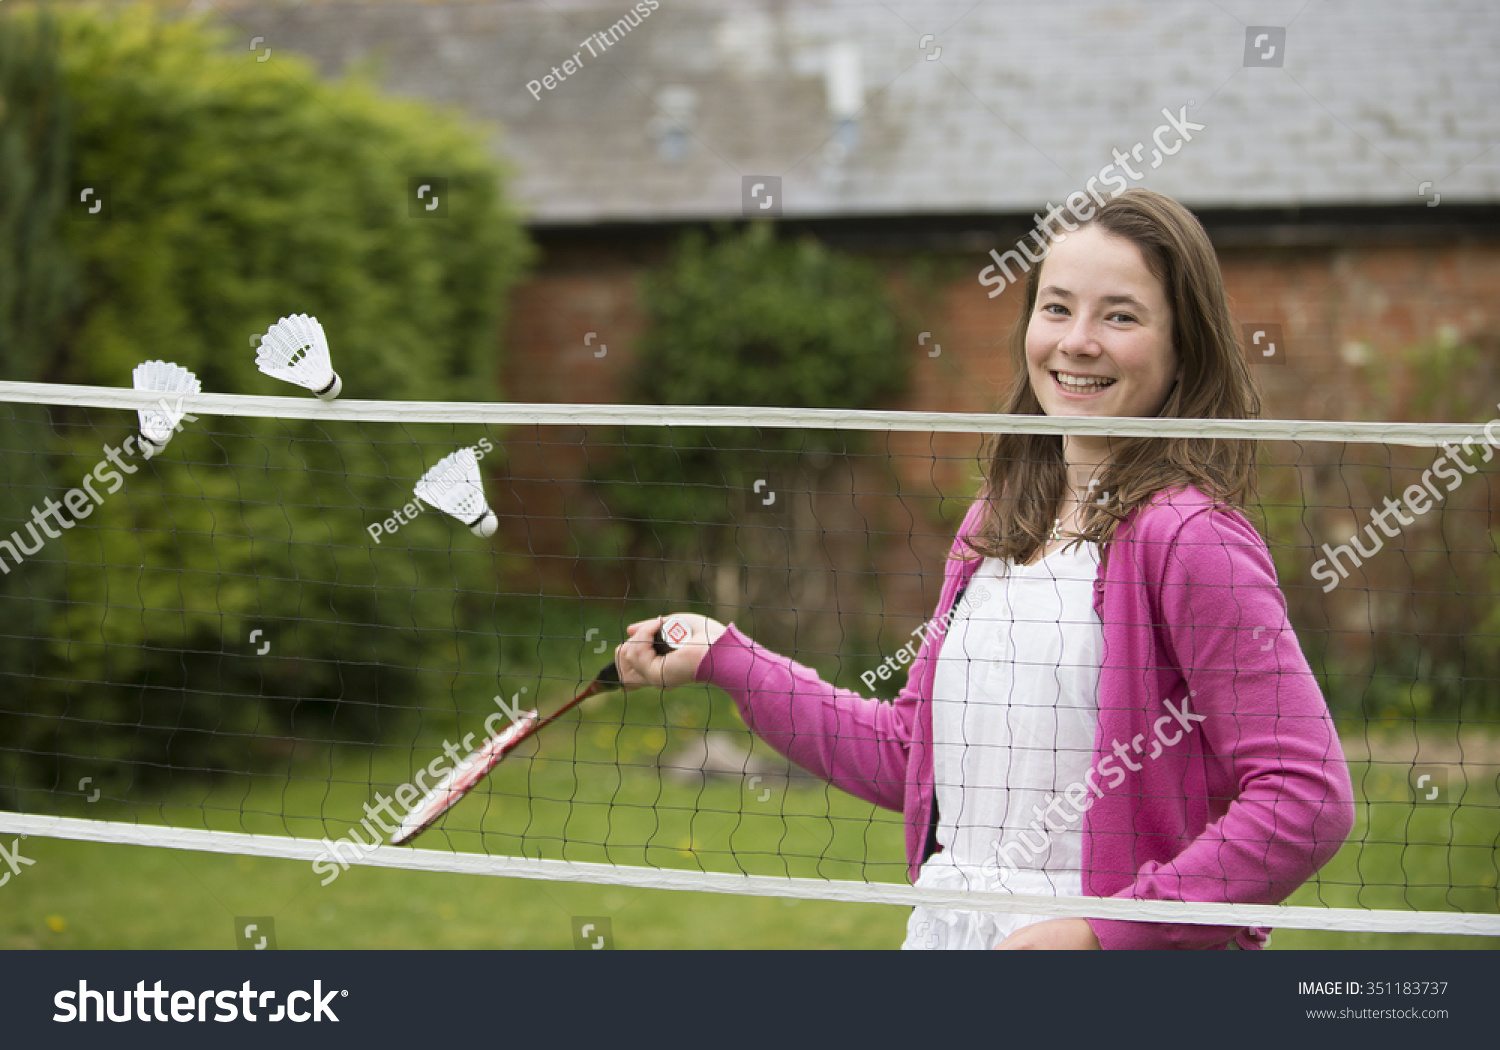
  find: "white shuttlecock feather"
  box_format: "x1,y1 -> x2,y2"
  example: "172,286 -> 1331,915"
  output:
131,360 -> 201,459
255,313 -> 341,400
415,447 -> 498,538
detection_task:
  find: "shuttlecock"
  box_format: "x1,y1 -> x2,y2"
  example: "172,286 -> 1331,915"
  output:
256,313 -> 341,400
415,447 -> 498,538
131,360 -> 201,459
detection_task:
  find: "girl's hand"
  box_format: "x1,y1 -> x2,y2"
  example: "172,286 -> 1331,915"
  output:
614,614 -> 726,691
994,918 -> 1101,950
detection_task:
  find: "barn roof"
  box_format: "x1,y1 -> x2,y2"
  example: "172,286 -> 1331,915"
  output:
218,0 -> 1500,224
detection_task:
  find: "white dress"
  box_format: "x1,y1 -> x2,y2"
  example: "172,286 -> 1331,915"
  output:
902,543 -> 1103,950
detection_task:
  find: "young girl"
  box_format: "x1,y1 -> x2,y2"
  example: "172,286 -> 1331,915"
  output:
615,189 -> 1355,950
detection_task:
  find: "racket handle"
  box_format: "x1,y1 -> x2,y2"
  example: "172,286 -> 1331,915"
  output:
592,661 -> 622,689
589,615 -> 692,690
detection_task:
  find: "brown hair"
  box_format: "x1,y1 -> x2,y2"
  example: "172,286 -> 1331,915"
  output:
967,188 -> 1261,565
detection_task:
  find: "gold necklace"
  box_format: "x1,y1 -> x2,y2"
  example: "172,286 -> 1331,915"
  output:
1052,476 -> 1101,545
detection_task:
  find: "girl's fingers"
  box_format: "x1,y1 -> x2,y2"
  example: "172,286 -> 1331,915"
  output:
615,619 -> 662,687
615,615 -> 712,689
613,640 -> 636,685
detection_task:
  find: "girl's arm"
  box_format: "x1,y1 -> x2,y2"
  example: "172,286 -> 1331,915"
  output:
686,618 -> 942,812
613,612 -> 929,812
614,506 -> 983,812
1085,505 -> 1357,950
681,500 -> 990,811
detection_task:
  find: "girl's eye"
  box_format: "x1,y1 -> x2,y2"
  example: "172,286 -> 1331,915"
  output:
1041,303 -> 1068,316
1107,311 -> 1137,324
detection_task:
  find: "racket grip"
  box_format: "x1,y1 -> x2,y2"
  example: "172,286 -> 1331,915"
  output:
590,615 -> 692,690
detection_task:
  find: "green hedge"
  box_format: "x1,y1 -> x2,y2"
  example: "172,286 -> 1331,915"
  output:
0,5 -> 531,794
589,224 -> 904,568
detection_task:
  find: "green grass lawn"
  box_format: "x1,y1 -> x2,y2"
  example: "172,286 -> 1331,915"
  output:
2,696 -> 1496,949
0,838 -> 907,949
1,683 -> 912,948
1269,727 -> 1500,950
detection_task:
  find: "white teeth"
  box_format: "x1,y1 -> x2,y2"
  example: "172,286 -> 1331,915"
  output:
1054,372 -> 1115,391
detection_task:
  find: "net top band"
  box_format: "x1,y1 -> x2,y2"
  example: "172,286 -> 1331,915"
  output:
0,379 -> 1485,448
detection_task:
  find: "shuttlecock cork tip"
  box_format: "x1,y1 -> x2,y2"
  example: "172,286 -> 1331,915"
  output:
470,510 -> 499,538
315,372 -> 342,401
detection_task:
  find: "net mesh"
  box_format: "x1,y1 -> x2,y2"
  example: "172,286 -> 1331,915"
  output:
0,382 -> 1496,935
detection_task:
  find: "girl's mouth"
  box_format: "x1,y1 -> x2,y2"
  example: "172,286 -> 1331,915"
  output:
1051,371 -> 1117,395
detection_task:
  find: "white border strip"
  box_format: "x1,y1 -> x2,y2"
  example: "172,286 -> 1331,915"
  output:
3,813 -> 1494,937
0,379 -> 1486,447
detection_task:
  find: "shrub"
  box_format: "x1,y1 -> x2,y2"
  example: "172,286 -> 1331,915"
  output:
589,224 -> 905,654
0,5 -> 531,793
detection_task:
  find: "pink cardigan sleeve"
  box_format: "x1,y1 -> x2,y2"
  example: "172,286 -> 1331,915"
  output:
691,625 -> 918,811
1085,504 -> 1357,950
692,499 -> 987,813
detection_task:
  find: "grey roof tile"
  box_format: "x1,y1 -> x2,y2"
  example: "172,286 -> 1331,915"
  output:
221,0 -> 1500,220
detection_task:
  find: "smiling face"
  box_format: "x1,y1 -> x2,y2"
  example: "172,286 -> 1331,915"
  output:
1025,224 -> 1181,437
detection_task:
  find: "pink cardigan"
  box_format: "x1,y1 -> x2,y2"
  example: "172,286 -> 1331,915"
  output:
695,486 -> 1356,949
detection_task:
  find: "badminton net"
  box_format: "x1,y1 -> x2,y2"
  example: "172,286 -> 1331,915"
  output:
0,380 -> 1496,938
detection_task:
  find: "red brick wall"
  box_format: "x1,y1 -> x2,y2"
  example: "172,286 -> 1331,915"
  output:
1220,244 -> 1500,420
493,238 -> 1500,645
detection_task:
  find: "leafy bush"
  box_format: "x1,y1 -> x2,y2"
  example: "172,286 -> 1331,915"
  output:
0,5 -> 531,794
1260,336 -> 1500,719
635,224 -> 902,410
0,12 -> 75,382
587,224 -> 905,657
0,12 -> 77,797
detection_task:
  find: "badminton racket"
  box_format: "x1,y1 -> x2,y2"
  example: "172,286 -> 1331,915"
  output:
391,615 -> 693,845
